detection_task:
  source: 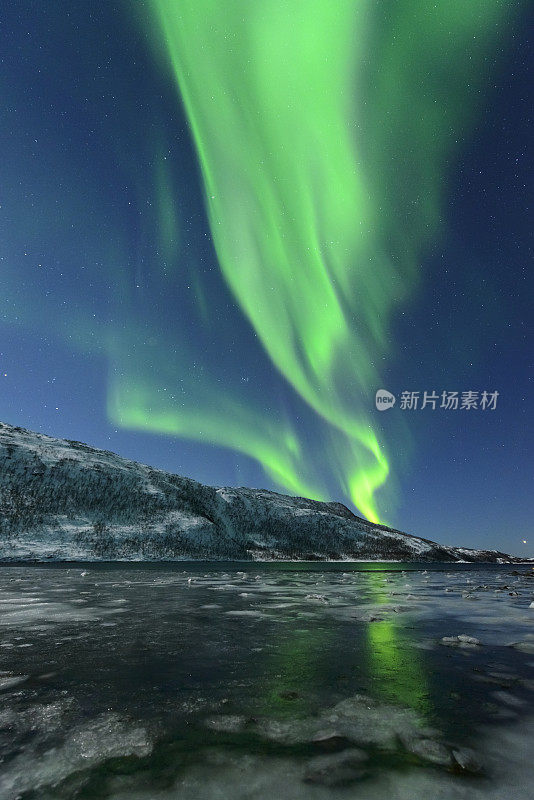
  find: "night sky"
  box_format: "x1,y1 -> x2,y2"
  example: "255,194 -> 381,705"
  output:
0,2 -> 532,553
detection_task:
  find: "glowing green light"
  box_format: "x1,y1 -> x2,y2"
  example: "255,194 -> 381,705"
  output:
129,0 -> 521,520
365,572 -> 430,712
108,372 -> 324,501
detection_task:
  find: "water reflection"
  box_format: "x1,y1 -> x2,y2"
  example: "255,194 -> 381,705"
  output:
365,572 -> 430,713
258,625 -> 335,718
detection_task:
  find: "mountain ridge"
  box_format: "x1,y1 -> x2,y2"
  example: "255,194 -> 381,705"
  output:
0,421 -> 517,563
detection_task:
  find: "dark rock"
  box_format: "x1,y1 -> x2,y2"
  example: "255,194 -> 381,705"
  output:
311,730 -> 351,749
303,748 -> 369,786
278,690 -> 300,701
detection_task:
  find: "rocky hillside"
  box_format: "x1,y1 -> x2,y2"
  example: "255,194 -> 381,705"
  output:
0,422 -> 515,562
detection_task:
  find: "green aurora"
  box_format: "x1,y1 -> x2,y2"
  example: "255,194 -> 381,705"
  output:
0,2 -> 523,525
134,0 -> 521,523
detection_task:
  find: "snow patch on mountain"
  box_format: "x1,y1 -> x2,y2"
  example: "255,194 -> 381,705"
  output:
0,422 -> 517,563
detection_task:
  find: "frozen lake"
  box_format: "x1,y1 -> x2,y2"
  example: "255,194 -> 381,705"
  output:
1,562 -> 534,799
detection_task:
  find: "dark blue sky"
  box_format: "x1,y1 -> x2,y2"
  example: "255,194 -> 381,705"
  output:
0,2 -> 532,554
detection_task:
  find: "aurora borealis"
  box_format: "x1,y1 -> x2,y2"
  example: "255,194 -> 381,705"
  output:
0,1 -> 532,547
141,0 -> 525,522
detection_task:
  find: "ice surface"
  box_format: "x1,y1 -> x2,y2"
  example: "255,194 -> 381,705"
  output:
0,711 -> 152,798
105,718 -> 534,800
1,563 -> 534,798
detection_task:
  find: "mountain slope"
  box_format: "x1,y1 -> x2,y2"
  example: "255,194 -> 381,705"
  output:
0,422 -> 514,562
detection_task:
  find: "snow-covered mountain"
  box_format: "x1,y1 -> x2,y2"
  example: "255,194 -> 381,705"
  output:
0,422 -> 515,562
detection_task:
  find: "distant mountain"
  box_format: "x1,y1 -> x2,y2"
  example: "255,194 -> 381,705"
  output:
0,422 -> 516,563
